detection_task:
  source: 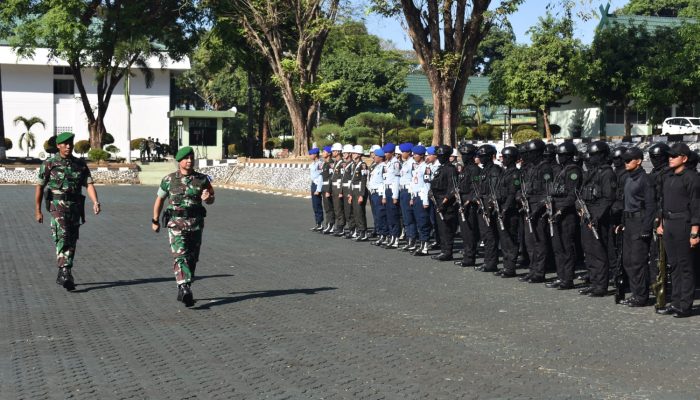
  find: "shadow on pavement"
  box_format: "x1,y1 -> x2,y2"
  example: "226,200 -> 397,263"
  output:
193,287 -> 337,310
72,274 -> 235,293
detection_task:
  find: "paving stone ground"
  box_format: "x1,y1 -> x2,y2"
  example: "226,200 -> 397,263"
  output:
1,185 -> 700,400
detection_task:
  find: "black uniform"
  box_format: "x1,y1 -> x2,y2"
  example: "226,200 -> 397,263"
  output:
321,159 -> 335,231
660,167 -> 700,314
549,162 -> 583,287
609,164 -> 629,281
621,166 -> 655,304
475,157 -> 503,272
455,157 -> 481,266
331,157 -> 346,234
496,162 -> 521,277
648,164 -> 671,280
579,159 -> 616,295
520,159 -> 553,282
430,158 -> 459,259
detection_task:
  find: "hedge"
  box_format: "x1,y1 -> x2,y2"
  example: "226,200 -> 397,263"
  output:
512,129 -> 542,144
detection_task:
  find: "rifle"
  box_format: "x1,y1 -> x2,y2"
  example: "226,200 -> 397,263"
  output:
429,190 -> 445,221
472,180 -> 490,227
651,234 -> 667,309
452,175 -> 466,222
544,183 -> 555,237
613,229 -> 626,304
488,179 -> 505,231
519,177 -> 534,233
574,190 -> 600,240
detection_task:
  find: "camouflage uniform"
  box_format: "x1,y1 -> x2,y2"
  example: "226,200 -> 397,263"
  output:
37,154 -> 93,270
157,171 -> 212,285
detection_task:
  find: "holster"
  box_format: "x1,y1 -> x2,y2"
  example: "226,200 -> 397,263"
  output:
44,190 -> 53,212
161,209 -> 172,227
78,194 -> 86,224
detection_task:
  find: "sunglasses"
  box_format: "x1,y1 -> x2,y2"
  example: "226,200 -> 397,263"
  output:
669,154 -> 683,158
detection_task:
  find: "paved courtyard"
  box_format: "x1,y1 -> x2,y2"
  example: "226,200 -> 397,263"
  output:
1,185 -> 699,399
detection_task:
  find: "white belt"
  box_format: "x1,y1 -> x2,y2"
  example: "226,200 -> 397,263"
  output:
322,181 -> 330,185
370,189 -> 379,194
342,183 -> 350,188
352,184 -> 362,189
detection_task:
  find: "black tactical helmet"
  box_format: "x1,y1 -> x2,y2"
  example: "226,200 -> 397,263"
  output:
648,142 -> 670,157
476,144 -> 497,158
501,146 -> 519,160
458,143 -> 477,156
556,142 -> 578,155
436,145 -> 453,156
544,143 -> 557,155
526,139 -> 546,153
612,146 -> 628,159
588,141 -> 610,156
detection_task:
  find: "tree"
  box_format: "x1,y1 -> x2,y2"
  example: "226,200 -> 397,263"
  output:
14,116 -> 45,158
372,0 -> 524,146
351,112 -> 406,146
466,93 -> 490,126
473,24 -> 516,75
319,21 -> 410,124
212,0 -> 341,156
0,1 -> 199,149
489,14 -> 580,140
620,0 -> 700,18
0,65 -> 5,160
74,140 -> 91,157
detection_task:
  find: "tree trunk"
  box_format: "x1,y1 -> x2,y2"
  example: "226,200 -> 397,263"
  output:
429,80 -> 459,146
257,88 -> 272,157
542,107 -> 552,141
0,64 -> 5,160
623,106 -> 631,137
246,71 -> 256,157
88,119 -> 107,150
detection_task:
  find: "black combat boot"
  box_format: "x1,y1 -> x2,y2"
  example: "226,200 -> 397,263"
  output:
56,267 -> 75,291
178,284 -> 194,307
413,241 -> 429,256
333,227 -> 345,237
384,236 -> 399,249
310,224 -> 322,232
323,224 -> 334,234
428,241 -> 440,250
344,229 -> 354,239
373,235 -> 386,246
431,252 -> 453,261
354,230 -> 368,242
401,238 -> 416,251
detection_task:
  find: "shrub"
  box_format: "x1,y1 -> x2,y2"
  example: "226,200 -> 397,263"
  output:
418,129 -> 433,145
131,138 -> 146,151
105,145 -> 120,155
88,148 -> 110,165
3,137 -> 12,151
74,140 -> 91,156
514,125 -> 535,133
102,132 -> 114,147
227,144 -> 237,156
472,124 -> 502,141
457,126 -> 473,141
264,140 -> 275,150
281,138 -> 294,150
398,127 -> 419,144
313,123 -> 343,143
44,138 -> 57,154
549,124 -> 561,135
513,129 -> 542,144
357,137 -> 376,148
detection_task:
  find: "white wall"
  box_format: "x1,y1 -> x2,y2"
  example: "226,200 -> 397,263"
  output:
548,96 -> 602,139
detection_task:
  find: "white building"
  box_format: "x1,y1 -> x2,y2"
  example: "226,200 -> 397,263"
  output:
0,45 -> 189,159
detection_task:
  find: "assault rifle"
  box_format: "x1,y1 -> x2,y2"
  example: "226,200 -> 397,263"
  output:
519,177 -> 534,233
612,229 -> 626,304
544,184 -> 555,237
488,180 -> 505,231
429,190 -> 444,221
651,233 -> 667,310
574,190 -> 600,240
452,176 -> 466,222
472,180 -> 490,227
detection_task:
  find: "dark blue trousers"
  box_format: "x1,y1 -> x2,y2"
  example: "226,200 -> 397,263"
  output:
311,183 -> 323,225
370,192 -> 387,235
385,188 -> 401,236
413,196 -> 431,241
400,189 -> 416,239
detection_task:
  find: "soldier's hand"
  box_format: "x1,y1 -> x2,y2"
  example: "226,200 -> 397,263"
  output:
381,197 -> 386,205
325,192 -> 331,198
409,199 -> 414,206
691,237 -> 699,248
656,225 -> 664,237
393,199 -> 398,205
152,222 -> 160,233
358,195 -> 364,204
314,191 -> 320,196
35,210 -> 43,224
93,202 -> 101,215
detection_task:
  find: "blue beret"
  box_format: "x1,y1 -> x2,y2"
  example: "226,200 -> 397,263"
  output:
399,142 -> 414,153
309,148 -> 319,155
426,146 -> 436,155
323,146 -> 332,153
375,148 -> 385,157
412,145 -> 426,155
382,143 -> 396,153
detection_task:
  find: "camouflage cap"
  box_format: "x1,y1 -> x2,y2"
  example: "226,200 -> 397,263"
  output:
175,146 -> 194,161
56,132 -> 75,144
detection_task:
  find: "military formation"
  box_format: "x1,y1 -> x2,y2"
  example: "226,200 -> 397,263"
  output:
35,134 -> 214,307
309,140 -> 700,318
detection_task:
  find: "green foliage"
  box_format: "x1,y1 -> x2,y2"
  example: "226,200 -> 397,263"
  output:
457,126 -> 472,140
88,149 -> 110,165
357,137 -> 376,148
44,138 -> 57,154
264,140 -> 275,150
313,123 -> 343,143
620,0 -> 700,18
513,129 -> 542,144
131,138 -> 145,151
14,116 -> 45,157
474,25 -> 516,75
74,140 -> 91,156
105,145 -> 120,155
472,124 -> 503,141
319,21 -> 410,123
514,125 -> 535,133
418,129 -> 433,146
227,144 -> 237,156
102,133 -> 114,147
4,137 -> 12,150
281,139 -> 295,150
397,127 -> 419,144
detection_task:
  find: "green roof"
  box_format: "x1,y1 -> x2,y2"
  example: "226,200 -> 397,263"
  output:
404,72 -> 491,108
599,13 -> 696,32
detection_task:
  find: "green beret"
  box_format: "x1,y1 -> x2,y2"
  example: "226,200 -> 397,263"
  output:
175,146 -> 194,161
56,132 -> 75,144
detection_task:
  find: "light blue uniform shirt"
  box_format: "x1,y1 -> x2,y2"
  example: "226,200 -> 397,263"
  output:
399,157 -> 415,188
411,161 -> 430,204
310,159 -> 323,190
368,161 -> 385,195
383,155 -> 402,199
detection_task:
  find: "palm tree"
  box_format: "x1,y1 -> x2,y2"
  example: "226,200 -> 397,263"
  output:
467,93 -> 490,126
14,116 -> 45,158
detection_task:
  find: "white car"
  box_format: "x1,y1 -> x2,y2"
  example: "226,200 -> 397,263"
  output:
661,117 -> 700,135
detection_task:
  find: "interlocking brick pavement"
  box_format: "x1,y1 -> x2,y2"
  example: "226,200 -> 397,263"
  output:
1,185 -> 700,399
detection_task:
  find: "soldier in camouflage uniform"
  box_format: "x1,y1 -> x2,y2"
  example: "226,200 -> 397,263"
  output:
34,132 -> 101,291
152,146 -> 215,307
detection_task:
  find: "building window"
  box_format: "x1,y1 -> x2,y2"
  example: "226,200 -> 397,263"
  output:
55,126 -> 73,135
605,106 -> 647,125
53,66 -> 73,75
189,118 -> 217,146
53,79 -> 75,95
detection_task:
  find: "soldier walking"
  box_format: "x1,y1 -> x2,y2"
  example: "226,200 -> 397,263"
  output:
35,132 -> 101,291
151,146 -> 215,307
